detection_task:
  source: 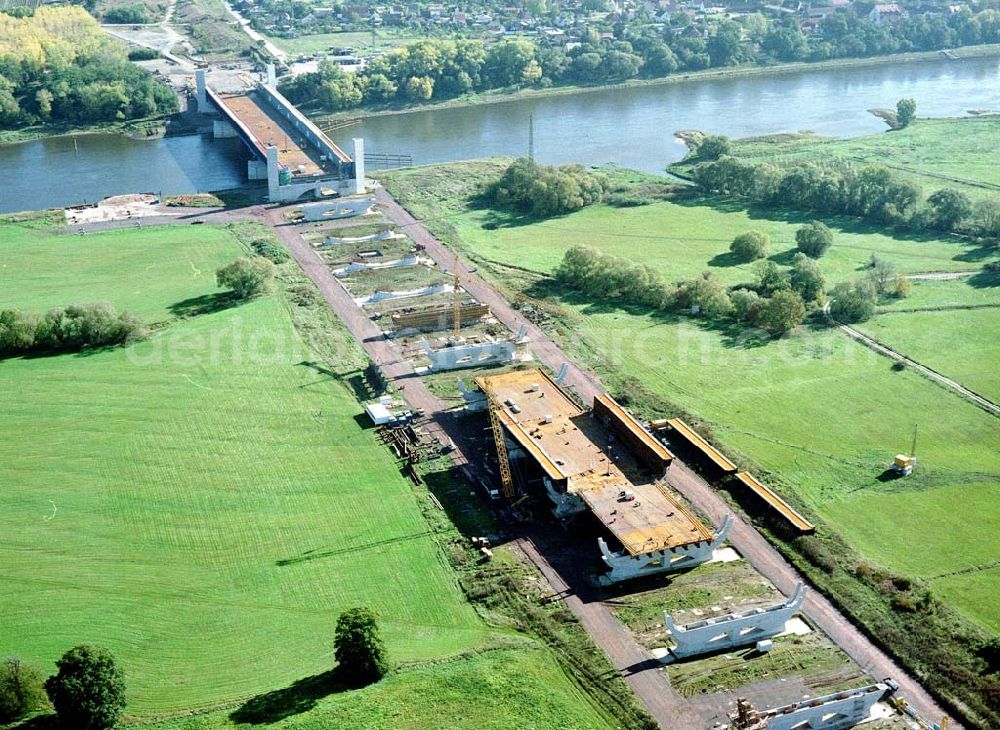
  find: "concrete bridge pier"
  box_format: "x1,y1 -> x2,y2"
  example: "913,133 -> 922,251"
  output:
353,138 -> 365,194
195,68 -> 208,112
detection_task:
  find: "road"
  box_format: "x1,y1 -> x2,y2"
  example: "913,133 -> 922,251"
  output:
274,189 -> 956,728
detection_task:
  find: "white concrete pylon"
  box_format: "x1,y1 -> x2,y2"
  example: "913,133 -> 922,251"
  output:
353,138 -> 365,194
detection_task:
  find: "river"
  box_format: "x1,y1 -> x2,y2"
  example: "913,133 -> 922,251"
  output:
341,55 -> 1000,173
0,55 -> 998,213
0,133 -> 247,214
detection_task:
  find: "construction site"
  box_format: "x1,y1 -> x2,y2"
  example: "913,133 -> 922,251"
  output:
263,185 -> 955,730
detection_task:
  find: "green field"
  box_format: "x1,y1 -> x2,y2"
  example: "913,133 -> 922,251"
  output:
271,31 -> 422,58
0,223 -> 242,321
380,162 -> 1000,634
705,116 -> 1000,202
138,648 -> 609,730
857,288 -> 1000,403
0,218 -> 520,718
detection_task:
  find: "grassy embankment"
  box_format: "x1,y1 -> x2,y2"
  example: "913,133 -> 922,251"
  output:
174,0 -> 252,61
378,150 -> 1000,726
0,214 -> 615,728
311,43 -> 1000,124
676,115 -> 1000,204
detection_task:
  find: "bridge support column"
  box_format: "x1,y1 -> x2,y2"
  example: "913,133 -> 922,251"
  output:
195,68 -> 208,112
267,145 -> 280,201
266,63 -> 276,87
353,138 -> 365,194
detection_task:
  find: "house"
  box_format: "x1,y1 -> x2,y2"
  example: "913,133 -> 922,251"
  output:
868,3 -> 906,24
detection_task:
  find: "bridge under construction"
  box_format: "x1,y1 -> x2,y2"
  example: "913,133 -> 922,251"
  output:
476,368 -> 732,583
196,64 -> 364,202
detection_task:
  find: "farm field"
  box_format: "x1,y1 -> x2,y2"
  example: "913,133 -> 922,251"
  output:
856,279 -> 1000,403
698,116 -> 1000,202
0,219 -> 505,716
135,648 -> 610,730
380,161 -> 1000,634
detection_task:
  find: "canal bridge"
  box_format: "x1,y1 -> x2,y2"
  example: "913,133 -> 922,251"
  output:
195,65 -> 364,202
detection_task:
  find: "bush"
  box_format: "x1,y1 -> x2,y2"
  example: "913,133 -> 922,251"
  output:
697,134 -> 731,160
890,273 -> 911,299
789,253 -> 825,304
829,280 -> 877,323
487,158 -> 608,218
251,238 -> 289,263
730,288 -> 761,323
334,607 -> 388,687
756,289 -> 805,335
730,230 -> 769,261
795,221 -> 833,258
555,245 -> 672,308
0,657 -> 46,723
127,47 -> 159,61
676,272 -> 732,318
216,257 -> 276,299
45,645 -> 126,730
896,97 -> 916,128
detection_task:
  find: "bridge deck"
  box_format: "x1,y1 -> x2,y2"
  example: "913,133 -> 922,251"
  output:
216,92 -> 325,175
477,368 -> 713,555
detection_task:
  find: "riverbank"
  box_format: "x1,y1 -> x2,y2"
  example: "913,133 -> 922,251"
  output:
314,42 -> 1000,124
0,117 -> 172,146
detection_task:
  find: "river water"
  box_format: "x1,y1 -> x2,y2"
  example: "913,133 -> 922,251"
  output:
1,55 -> 998,213
0,134 -> 248,214
342,55 -> 1000,172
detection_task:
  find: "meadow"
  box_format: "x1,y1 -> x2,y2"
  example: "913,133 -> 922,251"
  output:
271,31 -> 422,58
0,216 -> 613,725
703,116 -> 1000,202
380,162 -> 1000,634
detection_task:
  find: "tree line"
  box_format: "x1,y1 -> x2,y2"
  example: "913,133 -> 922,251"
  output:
690,144 -> 1000,238
0,303 -> 146,356
0,6 -> 177,128
278,5 -> 1000,112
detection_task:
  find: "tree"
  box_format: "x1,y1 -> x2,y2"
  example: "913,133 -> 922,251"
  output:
0,657 -> 46,723
795,221 -> 833,258
896,97 -> 916,128
973,198 -> 1000,237
868,255 -> 896,295
334,607 -> 388,686
679,272 -> 732,318
44,645 -> 126,730
697,135 -> 731,160
0,308 -> 39,352
730,288 -> 761,323
757,260 -> 790,294
927,188 -> 972,231
730,230 -> 769,261
403,75 -> 434,101
829,280 -> 877,323
790,253 -> 825,304
890,273 -> 911,299
216,257 -> 275,300
756,290 -> 805,334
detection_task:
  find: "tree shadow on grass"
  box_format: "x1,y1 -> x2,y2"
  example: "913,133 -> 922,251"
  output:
968,266 -> 1000,288
167,291 -> 240,318
230,669 -> 346,725
707,250 -> 744,268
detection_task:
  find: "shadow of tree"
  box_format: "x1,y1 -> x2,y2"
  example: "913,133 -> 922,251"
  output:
168,292 -> 240,318
229,670 -> 346,725
707,250 -> 744,268
968,267 -> 1000,288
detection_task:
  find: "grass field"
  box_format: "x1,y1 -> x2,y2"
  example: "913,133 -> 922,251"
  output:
697,116 -> 1000,202
271,30 -> 422,57
141,648 -> 610,730
380,161 -> 1000,634
0,221 -> 242,322
0,219 -> 512,716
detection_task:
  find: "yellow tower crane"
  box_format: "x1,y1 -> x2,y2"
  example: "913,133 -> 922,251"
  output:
483,387 -> 515,501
